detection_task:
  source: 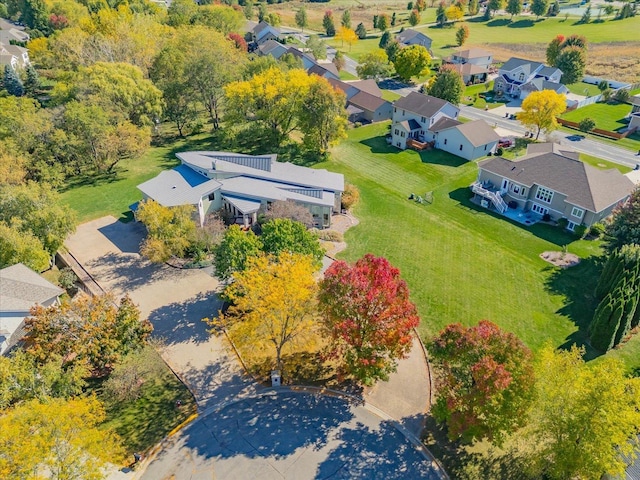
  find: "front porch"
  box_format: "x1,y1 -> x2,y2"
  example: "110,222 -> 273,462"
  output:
222,195 -> 260,228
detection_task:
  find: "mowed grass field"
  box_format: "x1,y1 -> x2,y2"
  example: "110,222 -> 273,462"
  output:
561,101 -> 635,131
321,122 -> 640,371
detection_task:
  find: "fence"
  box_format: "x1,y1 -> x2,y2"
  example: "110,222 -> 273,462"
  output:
556,118 -> 638,140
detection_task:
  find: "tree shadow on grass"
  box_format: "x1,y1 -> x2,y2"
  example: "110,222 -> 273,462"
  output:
508,19 -> 535,28
360,135 -> 398,154
421,416 -> 534,480
486,18 -> 512,27
544,255 -> 606,360
448,187 -> 577,246
419,150 -> 467,167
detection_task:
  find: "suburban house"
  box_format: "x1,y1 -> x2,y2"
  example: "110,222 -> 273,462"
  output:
327,78 -> 393,122
0,263 -> 64,355
307,61 -> 340,80
0,17 -> 29,45
251,21 -> 281,45
137,151 -> 344,229
390,92 -> 498,159
396,29 -> 433,53
493,57 -> 564,100
0,41 -> 30,70
444,47 -> 493,85
257,39 -> 339,80
630,94 -> 640,114
473,143 -> 635,230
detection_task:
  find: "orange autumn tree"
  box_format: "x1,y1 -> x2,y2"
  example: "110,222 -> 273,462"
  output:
318,254 -> 420,385
211,252 -> 319,372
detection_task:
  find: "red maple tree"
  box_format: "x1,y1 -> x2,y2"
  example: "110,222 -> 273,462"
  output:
429,320 -> 535,445
318,254 -> 420,385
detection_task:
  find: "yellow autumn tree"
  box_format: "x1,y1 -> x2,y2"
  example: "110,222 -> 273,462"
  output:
335,26 -> 358,51
517,89 -> 566,139
0,396 -> 124,479
225,66 -> 313,145
210,252 -> 319,373
445,5 -> 464,21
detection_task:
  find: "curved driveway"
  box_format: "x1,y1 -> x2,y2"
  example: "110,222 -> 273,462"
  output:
141,390 -> 445,480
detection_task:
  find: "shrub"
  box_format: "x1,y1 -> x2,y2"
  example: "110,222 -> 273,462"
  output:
557,218 -> 569,229
58,267 -> 77,291
311,229 -> 344,242
542,213 -> 551,222
589,222 -> 606,237
574,224 -> 587,238
613,88 -> 630,103
341,184 -> 360,210
495,147 -> 504,156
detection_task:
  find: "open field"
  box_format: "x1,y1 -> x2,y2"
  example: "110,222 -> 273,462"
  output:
561,101 -> 633,131
321,122 -> 640,372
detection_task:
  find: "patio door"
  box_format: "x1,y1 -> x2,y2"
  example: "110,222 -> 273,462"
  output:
500,179 -> 508,194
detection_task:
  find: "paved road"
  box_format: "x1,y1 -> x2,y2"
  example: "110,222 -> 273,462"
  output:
459,106 -> 640,169
141,390 -> 445,480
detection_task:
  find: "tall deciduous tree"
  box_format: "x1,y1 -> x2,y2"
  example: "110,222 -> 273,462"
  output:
341,9 -> 351,28
429,321 -> 535,445
356,49 -> 394,80
333,49 -> 346,70
530,0 -> 549,17
298,77 -> 347,153
214,224 -> 263,280
0,222 -> 50,272
0,182 -> 76,256
468,0 -> 480,15
377,13 -> 389,31
393,44 -> 431,81
445,5 -> 464,20
524,344 -> 640,480
546,34 -> 565,66
25,294 -> 152,372
306,35 -> 327,60
212,252 -> 319,371
555,45 -> 586,84
409,9 -> 421,25
455,23 -> 470,46
485,0 -> 505,17
318,254 -> 420,385
192,4 -> 245,34
295,5 -> 308,32
506,0 -> 522,17
0,396 -> 124,480
335,26 -> 358,50
428,65 -> 465,104
517,89 -> 566,139
261,218 -> 324,266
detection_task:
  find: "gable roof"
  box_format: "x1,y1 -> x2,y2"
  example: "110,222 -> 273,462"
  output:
399,119 -> 422,131
454,47 -> 492,60
346,79 -> 382,97
396,29 -> 432,46
394,92 -> 452,118
0,263 -> 63,312
348,90 -> 389,113
253,21 -> 280,40
258,39 -> 286,56
446,120 -> 500,147
478,144 -> 635,212
327,77 -> 359,99
307,63 -> 339,79
429,117 -> 462,132
521,77 -> 568,94
137,163 -> 221,207
449,62 -> 488,76
500,57 -> 542,74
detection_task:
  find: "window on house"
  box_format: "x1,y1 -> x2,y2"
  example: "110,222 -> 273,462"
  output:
535,187 -> 553,204
394,107 -> 397,113
567,221 -> 576,231
394,129 -> 399,135
444,138 -> 447,145
571,206 -> 584,218
401,132 -> 405,137
484,145 -> 487,150
511,185 -> 521,195
459,144 -> 463,150
531,203 -> 549,215
518,72 -> 525,81
402,110 -> 405,115
208,193 -> 215,201
421,117 -> 426,123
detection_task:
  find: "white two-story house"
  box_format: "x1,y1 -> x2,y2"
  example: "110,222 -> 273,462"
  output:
391,92 -> 460,149
494,57 -> 565,100
444,48 -> 493,85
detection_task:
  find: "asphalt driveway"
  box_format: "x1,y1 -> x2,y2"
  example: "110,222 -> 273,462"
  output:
141,390 -> 445,480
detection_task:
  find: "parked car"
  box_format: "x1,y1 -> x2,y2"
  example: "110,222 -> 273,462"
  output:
498,138 -> 513,148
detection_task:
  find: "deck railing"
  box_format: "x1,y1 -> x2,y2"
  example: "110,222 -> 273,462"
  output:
471,182 -> 508,213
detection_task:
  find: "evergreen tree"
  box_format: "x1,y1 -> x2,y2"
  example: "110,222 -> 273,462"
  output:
379,30 -> 391,49
590,287 -> 625,352
469,0 -> 480,15
355,22 -> 367,39
580,4 -> 591,23
436,2 -> 447,26
23,65 -> 40,97
258,2 -> 267,22
323,10 -> 336,36
373,14 -> 378,29
377,13 -> 389,31
391,12 -> 397,26
409,9 -> 421,25
3,66 -> 24,97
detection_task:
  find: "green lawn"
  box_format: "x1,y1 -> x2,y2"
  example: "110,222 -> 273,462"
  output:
59,133 -> 222,223
320,122 -> 640,372
94,349 -> 197,455
381,89 -> 402,102
561,101 -> 633,131
565,81 -> 602,97
339,70 -> 358,80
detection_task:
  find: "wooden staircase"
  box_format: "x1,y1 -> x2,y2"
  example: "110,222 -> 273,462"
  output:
472,182 -> 508,213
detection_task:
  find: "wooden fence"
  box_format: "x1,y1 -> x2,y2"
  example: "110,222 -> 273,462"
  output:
556,118 -> 638,140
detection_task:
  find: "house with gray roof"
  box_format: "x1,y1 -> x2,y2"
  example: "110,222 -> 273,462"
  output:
473,143 -> 635,229
0,41 -> 30,70
390,92 -> 498,159
252,21 -> 281,45
396,29 -> 433,53
0,263 -> 63,355
444,47 -> 493,85
0,18 -> 29,45
494,57 -> 563,101
327,78 -> 392,123
138,151 -> 344,229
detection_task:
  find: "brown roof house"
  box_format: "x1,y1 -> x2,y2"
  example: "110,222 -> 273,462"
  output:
0,263 -> 64,355
391,92 -> 498,159
327,78 -> 392,123
444,47 -> 493,85
473,143 -> 635,230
